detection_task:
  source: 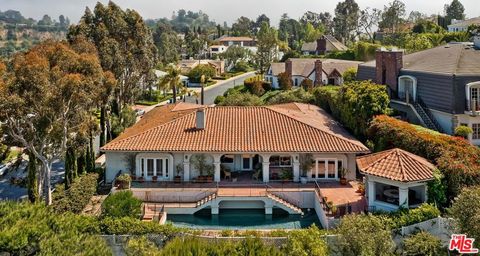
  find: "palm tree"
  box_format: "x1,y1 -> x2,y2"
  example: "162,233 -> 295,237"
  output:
159,64 -> 183,103
191,90 -> 200,104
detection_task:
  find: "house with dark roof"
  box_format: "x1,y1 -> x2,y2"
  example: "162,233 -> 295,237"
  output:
102,102 -> 369,184
357,38 -> 480,145
357,148 -> 435,211
265,58 -> 362,88
301,35 -> 348,55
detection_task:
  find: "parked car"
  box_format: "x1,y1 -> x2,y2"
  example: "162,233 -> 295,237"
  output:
135,109 -> 146,116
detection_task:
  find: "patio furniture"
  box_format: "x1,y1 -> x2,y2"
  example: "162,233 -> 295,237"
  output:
252,170 -> 261,180
224,170 -> 232,181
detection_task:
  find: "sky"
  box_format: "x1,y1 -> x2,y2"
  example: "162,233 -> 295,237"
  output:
1,0 -> 479,26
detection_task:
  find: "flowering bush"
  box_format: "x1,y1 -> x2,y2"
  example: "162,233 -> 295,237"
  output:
368,115 -> 480,200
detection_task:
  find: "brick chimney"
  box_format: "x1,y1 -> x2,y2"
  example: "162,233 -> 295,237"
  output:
285,59 -> 293,77
316,36 -> 327,55
375,48 -> 404,93
195,109 -> 206,130
314,60 -> 323,86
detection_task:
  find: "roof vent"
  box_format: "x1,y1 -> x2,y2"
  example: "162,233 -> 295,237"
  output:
195,109 -> 206,130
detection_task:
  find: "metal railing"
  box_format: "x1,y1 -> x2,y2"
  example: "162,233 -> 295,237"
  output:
416,97 -> 443,133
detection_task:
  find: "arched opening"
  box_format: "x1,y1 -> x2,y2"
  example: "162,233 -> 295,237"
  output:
398,75 -> 417,103
219,154 -> 262,182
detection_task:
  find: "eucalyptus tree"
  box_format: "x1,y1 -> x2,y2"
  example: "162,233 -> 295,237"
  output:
0,39 -> 115,205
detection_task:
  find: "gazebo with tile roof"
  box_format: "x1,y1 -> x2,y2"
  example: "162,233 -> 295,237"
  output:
356,148 -> 436,211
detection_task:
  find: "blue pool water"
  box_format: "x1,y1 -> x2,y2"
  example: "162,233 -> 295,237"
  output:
167,208 -> 321,230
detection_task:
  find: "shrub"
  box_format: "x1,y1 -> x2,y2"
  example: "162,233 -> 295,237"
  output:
300,78 -> 314,91
454,125 -> 472,138
354,41 -> 381,61
277,72 -> 292,90
381,204 -> 440,230
368,115 -> 480,200
214,95 -> 225,104
52,173 -> 99,214
0,202 -> 108,255
100,217 -> 181,237
314,81 -> 391,138
283,224 -> 329,256
116,173 -> 131,189
342,67 -> 357,83
448,186 -> 480,247
267,88 -> 313,105
218,91 -> 264,106
159,237 -> 282,255
334,214 -> 395,256
125,236 -> 161,256
402,231 -> 445,256
250,80 -> 266,96
102,190 -> 142,219
233,61 -> 250,72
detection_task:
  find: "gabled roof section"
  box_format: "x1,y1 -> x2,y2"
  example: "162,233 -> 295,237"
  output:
102,103 -> 369,153
356,148 -> 435,182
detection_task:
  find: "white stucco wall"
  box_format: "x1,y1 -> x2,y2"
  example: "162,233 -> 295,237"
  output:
105,151 -> 129,182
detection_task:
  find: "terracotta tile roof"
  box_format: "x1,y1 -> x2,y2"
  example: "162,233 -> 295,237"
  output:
102,102 -> 369,153
356,148 -> 435,182
219,36 -> 254,42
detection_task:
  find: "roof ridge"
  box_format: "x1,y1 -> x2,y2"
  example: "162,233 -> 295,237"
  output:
396,149 -> 408,181
266,105 -> 369,152
358,148 -> 396,170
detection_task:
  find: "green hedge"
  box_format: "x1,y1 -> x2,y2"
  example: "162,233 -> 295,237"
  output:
368,115 -> 480,200
52,173 -> 99,214
381,204 -> 440,230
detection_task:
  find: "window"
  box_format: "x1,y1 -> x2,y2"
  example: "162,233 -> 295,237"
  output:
147,159 -> 154,176
473,124 -> 480,140
311,159 -> 341,179
221,155 -> 234,164
375,182 -> 399,206
398,76 -> 416,102
294,78 -> 298,86
471,87 -> 480,110
139,157 -> 170,178
270,156 -> 292,167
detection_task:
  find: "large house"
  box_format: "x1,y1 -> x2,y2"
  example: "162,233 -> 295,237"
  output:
448,17 -> 480,32
265,58 -> 362,88
177,59 -> 225,76
357,38 -> 480,144
218,36 -> 256,47
102,102 -> 369,184
301,35 -> 348,55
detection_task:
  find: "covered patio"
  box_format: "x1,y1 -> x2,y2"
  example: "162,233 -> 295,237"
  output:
357,148 -> 435,212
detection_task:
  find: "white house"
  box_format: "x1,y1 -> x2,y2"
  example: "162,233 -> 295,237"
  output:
448,17 -> 480,32
357,148 -> 435,212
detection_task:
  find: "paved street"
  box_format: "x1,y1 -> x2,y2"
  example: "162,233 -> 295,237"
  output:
183,71 -> 256,105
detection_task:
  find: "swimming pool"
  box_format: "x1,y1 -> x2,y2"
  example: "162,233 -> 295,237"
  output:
167,208 -> 321,230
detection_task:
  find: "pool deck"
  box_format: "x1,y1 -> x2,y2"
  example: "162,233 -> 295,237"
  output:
134,180 -> 365,213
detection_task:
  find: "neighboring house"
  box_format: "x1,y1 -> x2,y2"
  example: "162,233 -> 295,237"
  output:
301,35 -> 348,55
208,45 -> 227,58
357,148 -> 435,211
448,17 -> 480,32
219,36 -> 256,47
102,102 -> 369,184
357,38 -> 480,144
265,58 -> 362,88
177,59 -> 225,76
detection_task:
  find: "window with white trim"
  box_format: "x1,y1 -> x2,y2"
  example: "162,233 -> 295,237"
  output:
398,76 -> 416,102
311,159 -> 342,180
472,123 -> 480,140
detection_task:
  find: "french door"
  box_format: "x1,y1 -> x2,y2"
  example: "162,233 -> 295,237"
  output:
311,159 -> 341,180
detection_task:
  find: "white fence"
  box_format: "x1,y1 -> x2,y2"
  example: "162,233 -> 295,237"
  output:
393,217 -> 455,246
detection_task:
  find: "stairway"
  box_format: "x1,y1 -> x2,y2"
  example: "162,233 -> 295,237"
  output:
266,192 -> 303,215
195,192 -> 217,207
412,102 -> 442,132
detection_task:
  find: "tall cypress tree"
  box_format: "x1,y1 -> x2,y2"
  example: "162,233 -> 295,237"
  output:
27,151 -> 38,203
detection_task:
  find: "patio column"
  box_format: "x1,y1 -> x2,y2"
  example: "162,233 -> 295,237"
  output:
292,154 -> 300,182
183,154 -> 191,182
213,154 -> 222,182
261,154 -> 271,183
367,179 -> 375,208
399,187 -> 409,208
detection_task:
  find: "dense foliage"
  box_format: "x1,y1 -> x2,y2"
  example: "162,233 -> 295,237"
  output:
100,217 -> 181,237
187,64 -> 216,83
0,202 -> 110,255
334,214 -> 395,256
52,173 -> 99,214
283,225 -> 329,256
313,81 -> 391,138
381,204 -> 440,230
368,115 -> 480,200
267,88 -> 313,105
102,191 -> 142,219
217,91 -> 264,106
402,231 -> 445,256
448,186 -> 480,246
